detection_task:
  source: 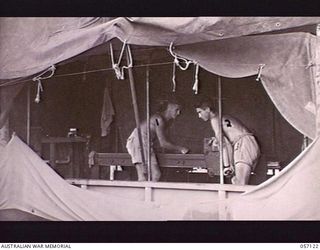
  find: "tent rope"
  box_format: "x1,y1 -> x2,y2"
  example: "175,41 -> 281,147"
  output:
169,42 -> 201,94
32,65 -> 56,103
2,61 -> 316,88
172,60 -> 177,92
256,64 -> 265,81
169,42 -> 193,70
192,62 -> 200,94
306,61 -> 315,69
109,41 -> 133,80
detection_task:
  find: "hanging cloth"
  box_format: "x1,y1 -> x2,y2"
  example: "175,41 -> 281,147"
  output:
100,83 -> 115,137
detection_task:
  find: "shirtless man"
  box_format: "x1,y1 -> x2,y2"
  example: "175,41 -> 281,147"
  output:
126,99 -> 189,181
195,97 -> 260,185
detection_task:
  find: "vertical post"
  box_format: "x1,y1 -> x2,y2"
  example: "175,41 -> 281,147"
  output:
27,84 -> 31,145
146,66 -> 151,181
0,84 -> 23,146
315,24 -> 320,137
271,106 -> 276,155
144,187 -> 152,202
0,87 -> 10,147
217,76 -> 227,220
218,76 -> 224,185
126,48 -> 146,167
49,143 -> 56,169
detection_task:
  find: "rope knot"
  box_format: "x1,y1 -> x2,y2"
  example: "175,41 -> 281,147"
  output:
32,65 -> 56,103
112,63 -> 124,80
306,61 -> 315,69
169,43 -> 201,94
109,41 -> 132,80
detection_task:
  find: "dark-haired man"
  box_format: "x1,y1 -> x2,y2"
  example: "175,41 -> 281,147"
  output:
126,99 -> 189,182
195,97 -> 260,185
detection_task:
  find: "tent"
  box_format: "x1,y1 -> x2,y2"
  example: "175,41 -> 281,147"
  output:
1,17 -> 320,220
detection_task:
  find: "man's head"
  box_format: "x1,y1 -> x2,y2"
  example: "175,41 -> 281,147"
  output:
158,95 -> 183,120
194,96 -> 216,122
165,103 -> 181,119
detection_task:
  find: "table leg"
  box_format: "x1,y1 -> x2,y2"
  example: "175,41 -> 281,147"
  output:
49,143 -> 56,169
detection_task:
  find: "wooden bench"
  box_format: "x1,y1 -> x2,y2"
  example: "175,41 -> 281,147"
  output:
88,151 -> 220,177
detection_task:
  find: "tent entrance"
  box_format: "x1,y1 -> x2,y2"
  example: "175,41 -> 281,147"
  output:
8,43 -> 306,185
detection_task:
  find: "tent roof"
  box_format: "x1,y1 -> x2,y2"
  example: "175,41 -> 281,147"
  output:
0,17 -> 319,138
1,17 -> 320,79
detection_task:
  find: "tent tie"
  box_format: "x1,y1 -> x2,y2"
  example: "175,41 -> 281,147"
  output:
256,64 -> 265,81
110,40 -> 132,80
192,62 -> 200,94
169,42 -> 192,71
172,60 -> 177,92
32,65 -> 56,103
34,79 -> 43,103
306,61 -> 315,69
169,42 -> 195,92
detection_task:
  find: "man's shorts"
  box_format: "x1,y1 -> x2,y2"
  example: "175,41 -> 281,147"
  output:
233,134 -> 260,171
126,130 -> 158,168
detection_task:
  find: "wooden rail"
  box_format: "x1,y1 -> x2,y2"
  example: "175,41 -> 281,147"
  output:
89,152 -> 220,175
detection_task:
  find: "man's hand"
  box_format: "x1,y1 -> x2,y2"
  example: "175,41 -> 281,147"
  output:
211,137 -> 219,147
223,165 -> 235,177
180,147 -> 189,154
208,137 -> 219,150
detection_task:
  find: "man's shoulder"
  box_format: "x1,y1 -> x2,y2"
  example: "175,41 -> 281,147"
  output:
222,115 -> 240,127
222,114 -> 234,119
151,113 -> 163,120
151,113 -> 165,126
223,115 -> 240,123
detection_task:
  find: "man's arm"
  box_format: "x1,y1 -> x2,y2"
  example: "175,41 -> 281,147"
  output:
154,116 -> 189,154
211,117 -> 231,166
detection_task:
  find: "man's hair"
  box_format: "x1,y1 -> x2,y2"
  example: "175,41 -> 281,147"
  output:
194,95 -> 215,112
157,94 -> 183,112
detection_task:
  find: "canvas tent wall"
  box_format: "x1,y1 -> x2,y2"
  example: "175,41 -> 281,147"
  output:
1,17 -> 320,220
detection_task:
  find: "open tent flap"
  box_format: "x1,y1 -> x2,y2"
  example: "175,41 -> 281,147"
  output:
0,134 -> 160,220
0,134 -> 215,220
228,135 -> 320,220
2,131 -> 319,220
175,32 -> 318,139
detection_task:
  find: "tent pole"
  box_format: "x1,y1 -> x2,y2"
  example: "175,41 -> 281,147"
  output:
218,76 -> 224,185
316,24 -> 320,137
27,84 -> 31,145
126,48 -> 146,171
146,66 -> 151,181
0,84 -> 24,130
0,88 -> 10,146
217,75 -> 227,220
